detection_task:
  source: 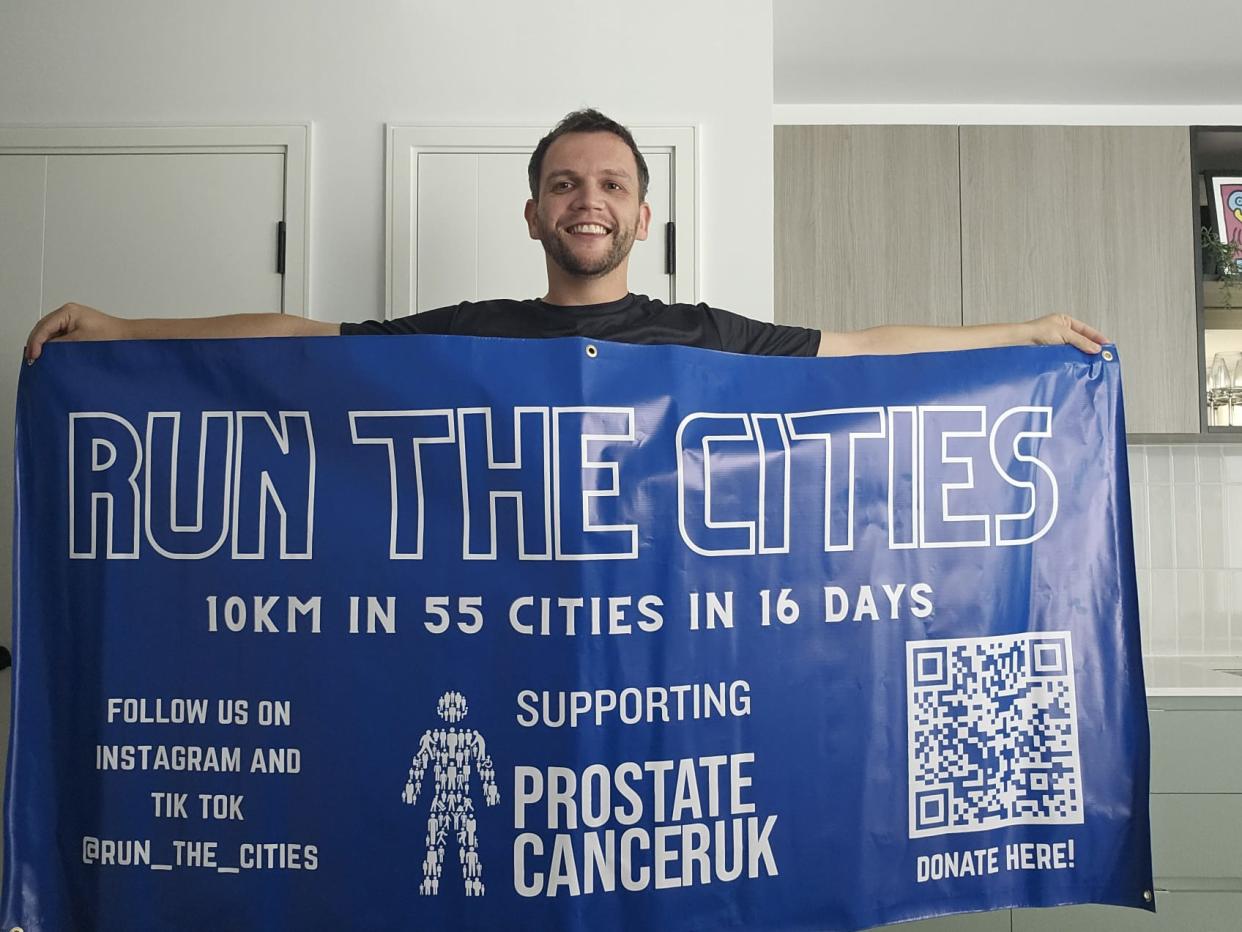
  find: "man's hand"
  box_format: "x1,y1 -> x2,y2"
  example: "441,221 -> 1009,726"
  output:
819,314 -> 1110,357
25,303 -> 130,363
24,304 -> 338,362
1023,314 -> 1106,355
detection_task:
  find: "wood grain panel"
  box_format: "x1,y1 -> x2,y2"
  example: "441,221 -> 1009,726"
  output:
960,127 -> 1199,434
775,125 -> 963,335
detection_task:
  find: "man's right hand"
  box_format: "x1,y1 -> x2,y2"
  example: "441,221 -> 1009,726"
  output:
25,303 -> 129,363
24,304 -> 339,362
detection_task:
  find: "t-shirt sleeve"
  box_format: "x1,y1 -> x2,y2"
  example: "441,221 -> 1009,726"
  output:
339,305 -> 459,336
704,306 -> 821,357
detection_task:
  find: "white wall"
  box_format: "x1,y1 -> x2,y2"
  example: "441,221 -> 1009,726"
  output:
0,0 -> 775,322
774,0 -> 1240,107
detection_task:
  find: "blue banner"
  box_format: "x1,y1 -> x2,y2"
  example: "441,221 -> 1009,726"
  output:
3,336 -> 1152,931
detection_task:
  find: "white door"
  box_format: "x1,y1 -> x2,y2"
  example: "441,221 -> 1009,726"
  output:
40,153 -> 286,316
0,148 -> 291,639
0,131 -> 305,877
415,150 -> 673,309
388,125 -> 697,318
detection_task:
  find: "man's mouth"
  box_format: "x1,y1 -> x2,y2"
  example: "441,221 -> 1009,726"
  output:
565,223 -> 610,236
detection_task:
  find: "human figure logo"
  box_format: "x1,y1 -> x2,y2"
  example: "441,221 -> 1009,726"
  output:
401,690 -> 500,896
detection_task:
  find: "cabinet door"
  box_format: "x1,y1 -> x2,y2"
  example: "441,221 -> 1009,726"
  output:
42,153 -> 286,316
960,126 -> 1198,434
775,125 -> 963,333
1014,895 -> 1242,931
896,909 -> 1012,930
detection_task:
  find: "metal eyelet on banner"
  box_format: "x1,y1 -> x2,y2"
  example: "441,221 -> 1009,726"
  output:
1102,350 -> 1114,362
13,925 -> 24,932
1142,890 -> 1153,902
585,344 -> 598,358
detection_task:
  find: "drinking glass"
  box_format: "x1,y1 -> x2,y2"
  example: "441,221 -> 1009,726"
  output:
1208,353 -> 1232,426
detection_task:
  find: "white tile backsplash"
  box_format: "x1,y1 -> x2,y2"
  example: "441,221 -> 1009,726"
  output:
1226,485 -> 1242,569
1173,484 -> 1202,568
1222,446 -> 1242,483
1199,484 -> 1225,570
1175,569 -> 1204,652
1171,446 -> 1198,483
1199,446 -> 1222,483
1130,482 -> 1150,569
1130,443 -> 1242,656
1232,570 -> 1242,654
1147,446 -> 1172,483
1149,568 -> 1180,655
1203,570 -> 1230,655
1146,483 -> 1176,568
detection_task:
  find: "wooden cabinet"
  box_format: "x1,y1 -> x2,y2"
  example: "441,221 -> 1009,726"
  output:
960,127 -> 1199,435
775,125 -> 1201,435
774,125 -> 963,333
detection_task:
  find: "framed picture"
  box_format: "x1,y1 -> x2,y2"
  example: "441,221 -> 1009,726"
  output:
1206,172 -> 1242,267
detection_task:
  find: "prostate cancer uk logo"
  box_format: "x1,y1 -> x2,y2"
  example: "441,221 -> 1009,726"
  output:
403,690 -> 779,901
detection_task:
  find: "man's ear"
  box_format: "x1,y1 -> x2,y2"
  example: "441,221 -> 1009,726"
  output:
524,198 -> 540,240
635,201 -> 652,242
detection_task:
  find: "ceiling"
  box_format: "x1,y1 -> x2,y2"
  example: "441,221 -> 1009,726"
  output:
775,0 -> 1237,105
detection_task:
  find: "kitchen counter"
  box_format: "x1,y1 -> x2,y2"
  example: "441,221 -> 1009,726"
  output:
1142,655 -> 1242,697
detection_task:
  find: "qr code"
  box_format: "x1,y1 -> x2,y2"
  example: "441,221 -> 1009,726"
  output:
906,632 -> 1083,838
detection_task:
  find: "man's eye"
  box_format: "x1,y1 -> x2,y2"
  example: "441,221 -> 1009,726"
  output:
606,182 -> 622,191
552,181 -> 572,191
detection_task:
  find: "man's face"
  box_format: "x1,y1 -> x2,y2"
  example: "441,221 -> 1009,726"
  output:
525,132 -> 651,279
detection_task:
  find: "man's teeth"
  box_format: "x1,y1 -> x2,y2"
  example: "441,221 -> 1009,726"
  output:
568,224 -> 608,234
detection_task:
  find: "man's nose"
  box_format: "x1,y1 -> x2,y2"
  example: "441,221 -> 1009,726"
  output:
570,182 -> 605,209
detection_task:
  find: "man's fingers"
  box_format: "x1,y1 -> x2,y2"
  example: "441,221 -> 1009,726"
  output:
1068,316 -> 1108,347
24,315 -> 60,363
1065,329 -> 1102,354
1038,314 -> 1106,354
25,306 -> 75,363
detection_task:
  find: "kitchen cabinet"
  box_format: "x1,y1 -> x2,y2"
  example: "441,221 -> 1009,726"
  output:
960,127 -> 1199,435
898,910 -> 1011,930
775,125 -> 1201,435
1013,894 -> 1242,931
774,125 -> 963,334
871,699 -> 1242,930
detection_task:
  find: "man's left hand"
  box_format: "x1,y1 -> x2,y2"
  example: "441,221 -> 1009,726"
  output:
1025,314 -> 1107,354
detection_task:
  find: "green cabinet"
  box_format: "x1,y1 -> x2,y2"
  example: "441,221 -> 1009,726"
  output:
865,700 -> 1242,930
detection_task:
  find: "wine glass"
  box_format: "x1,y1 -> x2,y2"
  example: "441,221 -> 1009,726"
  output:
1208,353 -> 1232,426
1230,353 -> 1242,427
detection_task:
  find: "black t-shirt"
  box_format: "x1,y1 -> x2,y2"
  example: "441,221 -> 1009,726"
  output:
339,294 -> 821,356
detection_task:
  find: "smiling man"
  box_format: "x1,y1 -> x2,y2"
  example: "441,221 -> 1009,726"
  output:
24,109 -> 1105,360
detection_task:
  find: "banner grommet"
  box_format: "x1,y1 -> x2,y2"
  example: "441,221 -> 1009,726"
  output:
585,344 -> 598,358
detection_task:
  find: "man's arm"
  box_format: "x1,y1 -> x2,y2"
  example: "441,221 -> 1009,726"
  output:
24,303 -> 338,362
817,314 -> 1106,357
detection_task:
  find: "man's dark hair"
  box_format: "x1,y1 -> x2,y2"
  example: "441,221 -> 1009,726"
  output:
528,109 -> 650,202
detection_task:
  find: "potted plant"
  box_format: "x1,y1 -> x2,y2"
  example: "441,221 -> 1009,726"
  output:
1201,226 -> 1242,309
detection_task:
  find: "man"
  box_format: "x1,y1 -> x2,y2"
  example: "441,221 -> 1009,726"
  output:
24,109 -> 1106,361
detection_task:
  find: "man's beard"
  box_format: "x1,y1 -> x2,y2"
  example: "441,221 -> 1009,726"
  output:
539,219 -> 636,278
